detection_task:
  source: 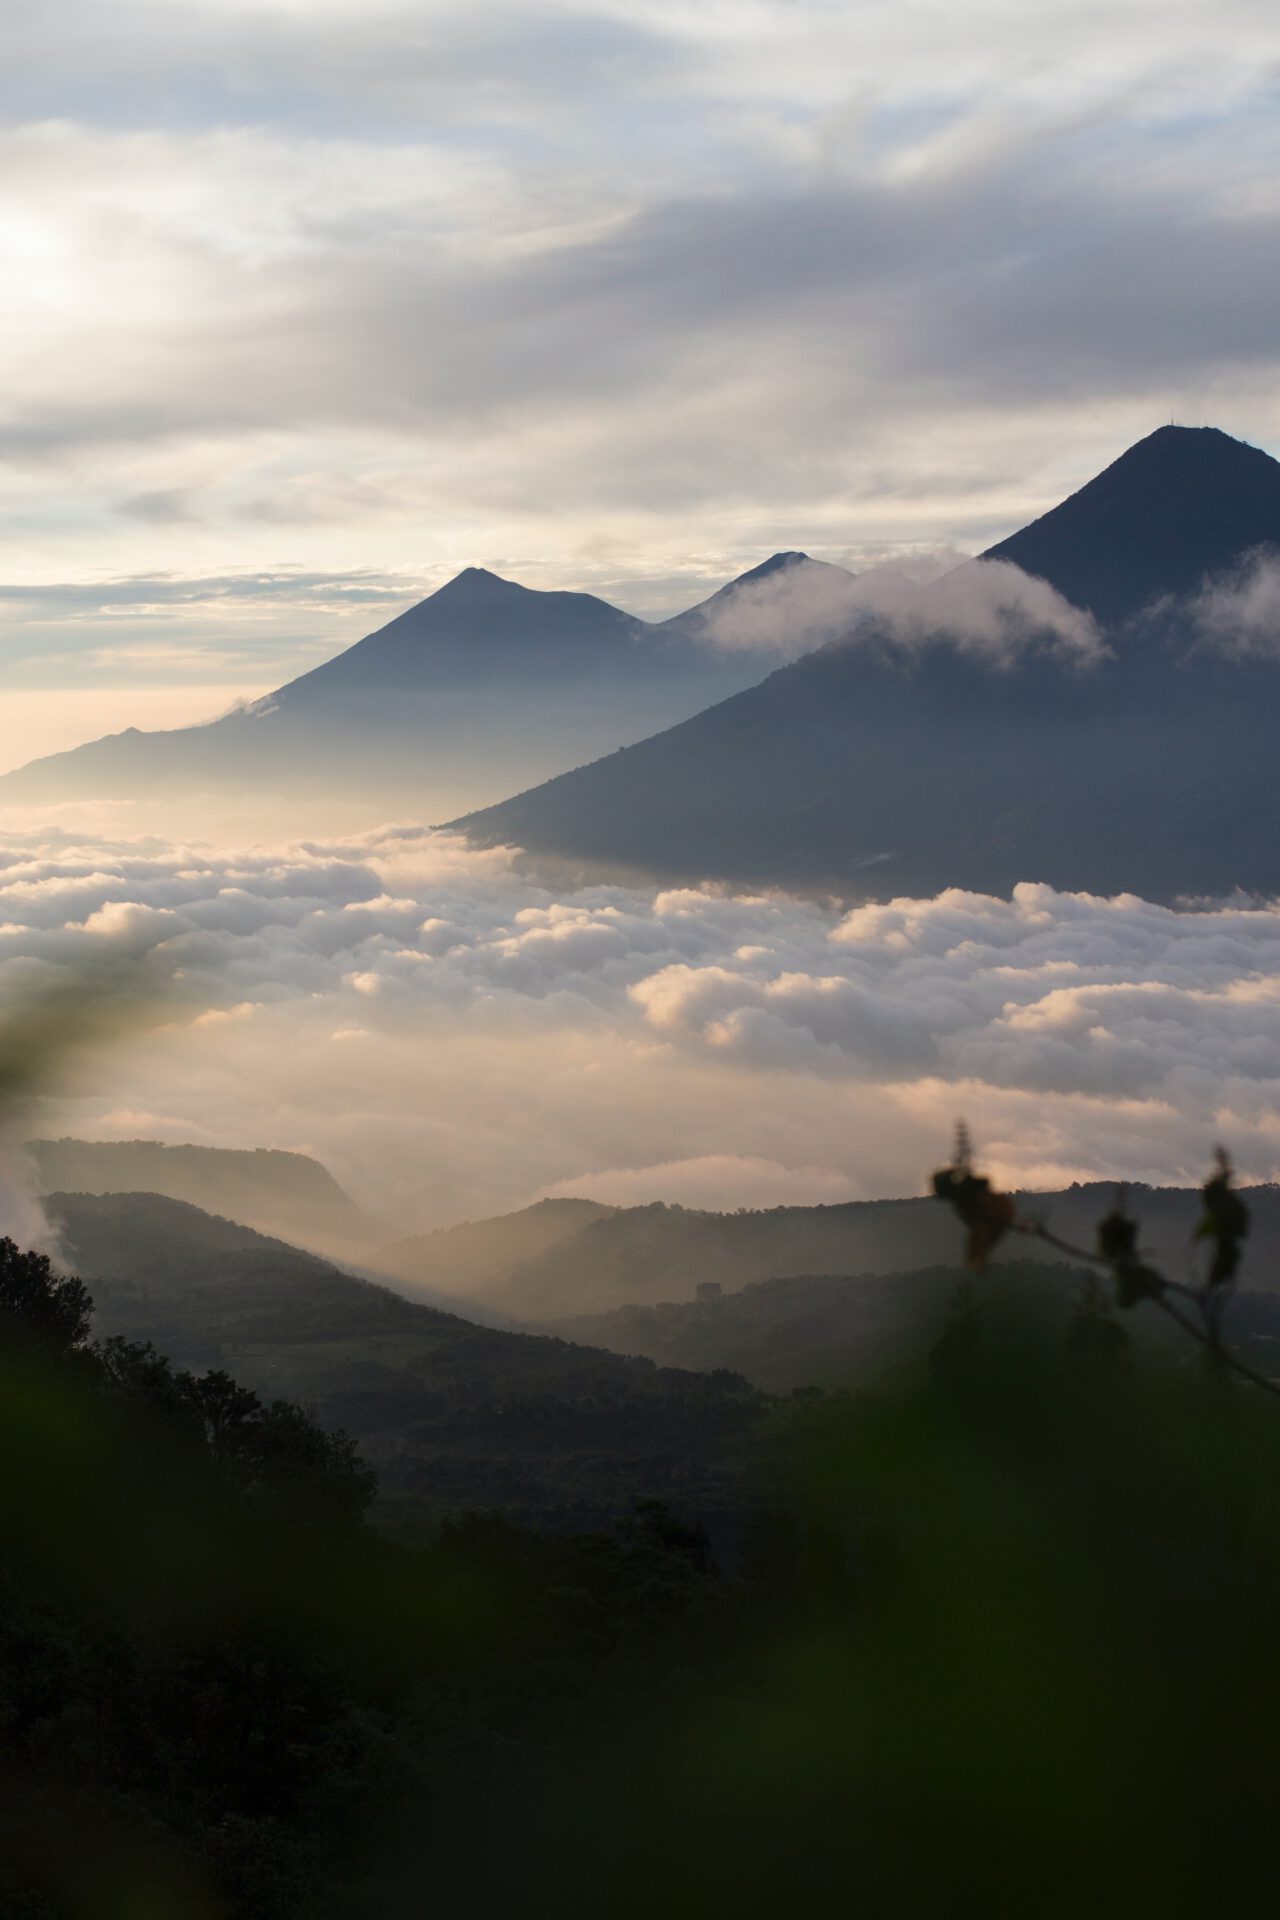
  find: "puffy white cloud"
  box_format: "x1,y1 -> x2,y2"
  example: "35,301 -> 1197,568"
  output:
698,562 -> 882,655
893,560 -> 1103,661
0,827 -> 1276,1239
684,553 -> 1102,663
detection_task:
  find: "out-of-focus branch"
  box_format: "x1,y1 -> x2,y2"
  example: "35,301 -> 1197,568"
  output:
933,1132 -> 1280,1402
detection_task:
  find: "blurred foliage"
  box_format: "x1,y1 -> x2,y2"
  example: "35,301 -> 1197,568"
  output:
934,1131 -> 1278,1395
408,1291 -> 1280,1919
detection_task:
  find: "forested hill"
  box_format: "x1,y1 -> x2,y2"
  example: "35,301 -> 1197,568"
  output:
53,1191 -> 768,1536
377,1181 -> 1280,1322
376,1196 -> 616,1297
551,1261 -> 1280,1392
31,1136 -> 381,1259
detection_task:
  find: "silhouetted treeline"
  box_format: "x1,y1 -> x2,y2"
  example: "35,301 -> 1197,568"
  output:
0,1238 -> 753,1916
7,1227 -> 1280,1917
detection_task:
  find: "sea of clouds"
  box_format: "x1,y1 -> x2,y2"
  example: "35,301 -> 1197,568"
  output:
0,821 -> 1278,1240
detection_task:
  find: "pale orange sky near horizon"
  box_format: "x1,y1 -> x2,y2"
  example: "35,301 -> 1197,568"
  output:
0,686 -> 271,775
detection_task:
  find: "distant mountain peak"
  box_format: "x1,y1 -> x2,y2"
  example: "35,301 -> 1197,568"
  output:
454,422 -> 1280,902
431,564 -> 526,602
735,551 -> 812,583
1124,422 -> 1255,458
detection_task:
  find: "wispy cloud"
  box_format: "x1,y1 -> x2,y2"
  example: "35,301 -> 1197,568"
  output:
0,569 -> 426,621
1183,546 -> 1280,655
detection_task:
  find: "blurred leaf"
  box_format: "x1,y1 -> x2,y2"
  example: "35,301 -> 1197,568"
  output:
1196,1148 -> 1249,1292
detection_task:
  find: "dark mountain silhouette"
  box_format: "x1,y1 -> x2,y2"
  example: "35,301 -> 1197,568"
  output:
29,1136 -> 382,1259
0,561 -> 813,828
983,424 -> 1280,621
457,427 -> 1280,899
55,1190 -> 767,1534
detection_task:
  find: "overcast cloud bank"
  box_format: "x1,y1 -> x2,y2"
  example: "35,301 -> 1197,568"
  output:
0,822 -> 1277,1238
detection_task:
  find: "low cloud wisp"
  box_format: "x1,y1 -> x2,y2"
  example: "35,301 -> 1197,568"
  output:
701,555 -> 1103,664
1184,546 -> 1280,656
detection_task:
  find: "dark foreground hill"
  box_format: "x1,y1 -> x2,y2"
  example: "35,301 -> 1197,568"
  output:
13,1215 -> 1280,1920
52,1190 -> 768,1536
31,1136 -> 381,1260
379,1180 -> 1280,1322
458,426 -> 1280,899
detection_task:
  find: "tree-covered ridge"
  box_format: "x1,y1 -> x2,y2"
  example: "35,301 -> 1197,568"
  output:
52,1190 -> 771,1537
0,1232 -> 745,1918
382,1181 -> 1280,1322
29,1136 -> 381,1259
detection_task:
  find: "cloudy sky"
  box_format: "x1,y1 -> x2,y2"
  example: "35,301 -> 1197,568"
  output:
4,0 -> 1280,761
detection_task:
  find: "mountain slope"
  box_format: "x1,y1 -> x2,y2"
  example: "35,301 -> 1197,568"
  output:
375,1197 -> 616,1298
551,1264 -> 1033,1389
379,1182 -> 1280,1322
457,427 -> 1280,899
31,1136 -> 381,1260
551,1260 -> 1280,1391
0,562 -> 809,829
56,1191 -> 767,1534
983,424 -> 1280,620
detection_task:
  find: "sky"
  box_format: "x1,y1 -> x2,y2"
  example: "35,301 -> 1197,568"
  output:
4,0 -> 1280,758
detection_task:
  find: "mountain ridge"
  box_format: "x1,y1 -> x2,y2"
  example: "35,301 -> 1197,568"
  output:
983,424 -> 1280,620
29,1136 -> 382,1261
378,1179 -> 1280,1323
456,426 -> 1280,899
0,557 -> 818,829
55,1188 -> 769,1535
